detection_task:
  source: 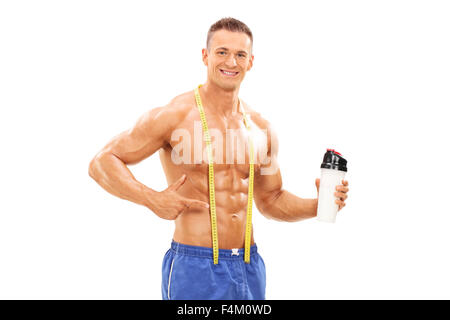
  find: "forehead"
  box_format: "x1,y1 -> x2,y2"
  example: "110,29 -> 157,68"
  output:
209,29 -> 252,53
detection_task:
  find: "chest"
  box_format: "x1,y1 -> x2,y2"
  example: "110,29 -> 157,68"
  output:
168,112 -> 268,175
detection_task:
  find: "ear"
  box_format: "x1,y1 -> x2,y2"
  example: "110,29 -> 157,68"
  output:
247,54 -> 254,71
202,48 -> 208,66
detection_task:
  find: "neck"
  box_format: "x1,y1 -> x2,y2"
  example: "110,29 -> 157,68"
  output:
200,81 -> 240,117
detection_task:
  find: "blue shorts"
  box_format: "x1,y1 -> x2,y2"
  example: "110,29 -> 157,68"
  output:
161,241 -> 266,300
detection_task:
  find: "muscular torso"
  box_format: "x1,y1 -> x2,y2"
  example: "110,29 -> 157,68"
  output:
159,91 -> 269,249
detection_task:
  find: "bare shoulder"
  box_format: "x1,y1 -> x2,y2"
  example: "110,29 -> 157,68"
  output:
139,90 -> 195,131
156,90 -> 195,122
167,90 -> 196,110
119,90 -> 195,149
240,99 -> 272,131
241,99 -> 279,156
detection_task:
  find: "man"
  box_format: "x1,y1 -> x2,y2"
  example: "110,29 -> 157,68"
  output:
88,17 -> 349,300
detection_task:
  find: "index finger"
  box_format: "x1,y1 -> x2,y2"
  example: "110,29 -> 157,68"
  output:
342,180 -> 349,186
183,198 -> 210,209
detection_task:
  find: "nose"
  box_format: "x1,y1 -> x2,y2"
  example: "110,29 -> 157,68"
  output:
225,54 -> 237,68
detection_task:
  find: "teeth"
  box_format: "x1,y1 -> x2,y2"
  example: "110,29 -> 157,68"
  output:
221,70 -> 237,76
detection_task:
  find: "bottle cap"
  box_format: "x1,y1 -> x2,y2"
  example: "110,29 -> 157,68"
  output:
321,149 -> 347,172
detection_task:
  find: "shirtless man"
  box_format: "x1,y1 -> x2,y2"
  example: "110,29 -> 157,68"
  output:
88,18 -> 349,300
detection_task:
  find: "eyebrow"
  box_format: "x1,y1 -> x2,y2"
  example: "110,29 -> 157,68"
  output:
215,47 -> 248,54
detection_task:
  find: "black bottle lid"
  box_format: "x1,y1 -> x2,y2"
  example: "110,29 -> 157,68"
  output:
320,149 -> 347,172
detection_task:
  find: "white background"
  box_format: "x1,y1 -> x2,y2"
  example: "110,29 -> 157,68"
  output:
1,0 -> 449,299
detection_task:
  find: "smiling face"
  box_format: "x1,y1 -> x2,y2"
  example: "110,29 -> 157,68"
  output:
202,29 -> 254,91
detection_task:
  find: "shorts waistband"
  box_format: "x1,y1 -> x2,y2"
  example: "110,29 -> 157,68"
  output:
170,240 -> 258,260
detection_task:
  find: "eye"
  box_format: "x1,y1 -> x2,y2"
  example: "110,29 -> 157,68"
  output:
218,51 -> 226,55
238,53 -> 246,58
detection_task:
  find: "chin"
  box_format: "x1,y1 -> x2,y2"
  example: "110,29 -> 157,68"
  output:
215,79 -> 241,91
221,83 -> 239,91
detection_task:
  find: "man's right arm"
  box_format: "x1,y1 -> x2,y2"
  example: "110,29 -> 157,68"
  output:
89,101 -> 209,219
88,105 -> 176,210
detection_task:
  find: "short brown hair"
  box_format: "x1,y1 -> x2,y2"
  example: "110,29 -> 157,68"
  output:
206,17 -> 253,50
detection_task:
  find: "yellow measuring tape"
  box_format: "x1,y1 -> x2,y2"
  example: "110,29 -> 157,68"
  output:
194,85 -> 254,264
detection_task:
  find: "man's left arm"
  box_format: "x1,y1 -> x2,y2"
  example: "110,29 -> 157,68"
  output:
254,172 -> 318,222
253,126 -> 349,222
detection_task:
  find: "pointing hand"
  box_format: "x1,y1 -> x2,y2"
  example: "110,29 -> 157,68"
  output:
146,174 -> 209,220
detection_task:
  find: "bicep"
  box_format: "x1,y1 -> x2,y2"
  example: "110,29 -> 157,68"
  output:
254,167 -> 282,206
254,126 -> 283,207
100,106 -> 174,165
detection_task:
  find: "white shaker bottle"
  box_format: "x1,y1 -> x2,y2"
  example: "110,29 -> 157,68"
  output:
317,149 -> 348,223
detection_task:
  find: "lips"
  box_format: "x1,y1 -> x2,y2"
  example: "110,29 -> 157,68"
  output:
219,69 -> 239,77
